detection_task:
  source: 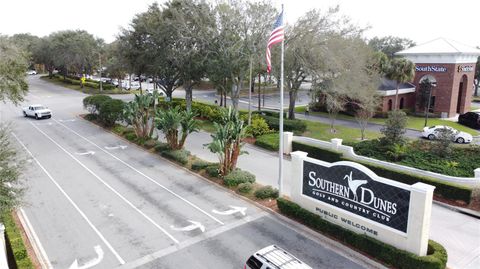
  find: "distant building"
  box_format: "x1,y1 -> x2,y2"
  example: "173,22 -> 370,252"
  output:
379,38 -> 480,117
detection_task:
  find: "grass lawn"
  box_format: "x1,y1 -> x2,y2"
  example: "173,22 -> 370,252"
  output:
295,105 -> 478,135
41,76 -> 139,95
303,120 -> 382,144
197,120 -> 216,133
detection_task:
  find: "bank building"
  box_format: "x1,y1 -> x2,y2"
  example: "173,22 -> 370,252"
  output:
378,37 -> 480,118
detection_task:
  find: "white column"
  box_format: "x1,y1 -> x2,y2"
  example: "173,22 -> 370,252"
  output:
474,168 -> 480,179
0,223 -> 8,269
283,132 -> 293,155
406,182 -> 436,256
330,138 -> 343,151
290,151 -> 308,198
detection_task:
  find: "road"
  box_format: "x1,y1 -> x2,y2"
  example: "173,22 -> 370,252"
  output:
0,76 -> 379,268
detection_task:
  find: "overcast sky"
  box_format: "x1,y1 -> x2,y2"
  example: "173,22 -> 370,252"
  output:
1,0 -> 479,47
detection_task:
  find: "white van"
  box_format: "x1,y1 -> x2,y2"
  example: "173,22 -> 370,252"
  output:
245,245 -> 312,269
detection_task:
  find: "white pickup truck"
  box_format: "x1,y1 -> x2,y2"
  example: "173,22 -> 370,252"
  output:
22,104 -> 52,119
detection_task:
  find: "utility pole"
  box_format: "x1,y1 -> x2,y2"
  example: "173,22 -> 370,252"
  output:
248,54 -> 253,125
99,53 -> 103,91
424,81 -> 436,127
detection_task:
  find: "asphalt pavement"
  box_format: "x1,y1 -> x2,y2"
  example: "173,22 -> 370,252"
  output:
183,131 -> 480,269
0,76 -> 380,269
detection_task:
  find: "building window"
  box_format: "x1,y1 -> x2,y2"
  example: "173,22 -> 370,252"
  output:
400,97 -> 404,109
388,99 -> 393,111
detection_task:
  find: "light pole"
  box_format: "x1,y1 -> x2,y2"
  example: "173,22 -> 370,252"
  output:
424,81 -> 437,127
99,53 -> 103,91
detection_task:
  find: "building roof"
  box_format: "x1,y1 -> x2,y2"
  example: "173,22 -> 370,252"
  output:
377,78 -> 416,97
378,78 -> 415,91
396,37 -> 480,56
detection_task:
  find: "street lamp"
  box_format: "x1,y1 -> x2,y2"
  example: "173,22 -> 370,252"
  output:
99,53 -> 103,92
424,81 -> 437,127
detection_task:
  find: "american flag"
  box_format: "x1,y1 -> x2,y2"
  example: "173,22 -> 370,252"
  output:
266,9 -> 284,74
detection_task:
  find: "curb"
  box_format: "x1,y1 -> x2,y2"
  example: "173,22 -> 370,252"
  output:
16,208 -> 52,269
78,116 -> 387,269
433,201 -> 480,219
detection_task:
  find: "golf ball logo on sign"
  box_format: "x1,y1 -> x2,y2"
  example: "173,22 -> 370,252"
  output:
303,161 -> 410,233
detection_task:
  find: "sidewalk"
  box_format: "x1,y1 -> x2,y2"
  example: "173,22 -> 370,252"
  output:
182,131 -> 480,269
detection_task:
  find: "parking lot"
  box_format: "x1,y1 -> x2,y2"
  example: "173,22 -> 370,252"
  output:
0,76 -> 374,269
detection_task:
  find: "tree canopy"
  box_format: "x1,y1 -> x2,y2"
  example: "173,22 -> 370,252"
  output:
368,36 -> 415,58
0,36 -> 29,104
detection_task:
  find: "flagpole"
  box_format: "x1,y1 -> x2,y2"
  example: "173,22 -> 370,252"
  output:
278,6 -> 284,197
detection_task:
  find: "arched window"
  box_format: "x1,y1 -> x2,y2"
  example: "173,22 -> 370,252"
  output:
400,97 -> 404,109
388,99 -> 393,111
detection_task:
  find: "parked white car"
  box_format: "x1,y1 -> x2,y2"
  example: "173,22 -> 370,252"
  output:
245,245 -> 312,269
26,70 -> 37,75
22,104 -> 52,119
421,125 -> 472,144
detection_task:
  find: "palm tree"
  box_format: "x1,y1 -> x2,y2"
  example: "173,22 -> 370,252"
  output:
386,57 -> 415,111
207,107 -> 247,176
155,107 -> 199,150
123,92 -> 159,139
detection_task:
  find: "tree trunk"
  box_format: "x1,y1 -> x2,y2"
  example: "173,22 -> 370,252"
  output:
394,82 -> 400,110
231,83 -> 239,111
474,82 -> 479,97
219,87 -> 223,106
185,81 -> 193,112
288,88 -> 297,120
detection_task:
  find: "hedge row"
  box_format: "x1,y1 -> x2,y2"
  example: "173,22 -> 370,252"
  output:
261,115 -> 307,133
277,198 -> 448,269
348,158 -> 473,204
254,133 -> 279,151
292,141 -> 343,163
2,213 -> 35,269
292,141 -> 473,204
54,75 -> 116,90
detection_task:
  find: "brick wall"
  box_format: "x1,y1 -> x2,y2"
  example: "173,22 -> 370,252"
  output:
413,63 -> 476,117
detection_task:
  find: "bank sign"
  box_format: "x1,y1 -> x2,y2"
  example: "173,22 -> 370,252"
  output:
302,161 -> 411,233
415,65 -> 447,72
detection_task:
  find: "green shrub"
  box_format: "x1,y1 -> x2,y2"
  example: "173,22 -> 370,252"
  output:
2,213 -> 35,269
262,115 -> 307,133
143,139 -> 157,149
112,125 -> 126,135
98,99 -> 124,127
205,164 -> 220,178
252,110 -> 287,118
84,113 -> 98,121
238,182 -> 253,194
246,116 -> 271,137
277,198 -> 447,269
254,185 -> 279,199
292,141 -> 343,163
161,149 -> 190,165
191,159 -> 212,171
255,133 -> 279,151
223,169 -> 256,187
125,132 -> 137,141
294,140 -> 472,204
84,81 -> 99,89
381,110 -> 408,144
347,158 -> 473,204
154,142 -> 171,153
83,95 -> 112,114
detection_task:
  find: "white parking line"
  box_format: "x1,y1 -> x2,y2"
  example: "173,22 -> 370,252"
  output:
11,132 -> 126,265
54,119 -> 225,225
28,122 -> 180,244
115,211 -> 268,269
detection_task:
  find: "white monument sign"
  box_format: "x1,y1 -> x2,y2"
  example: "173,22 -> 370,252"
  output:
289,151 -> 435,256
